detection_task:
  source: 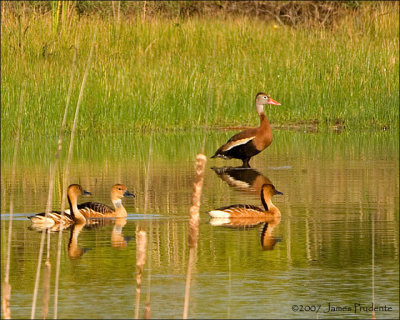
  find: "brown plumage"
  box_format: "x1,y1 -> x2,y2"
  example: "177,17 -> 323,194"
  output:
212,92 -> 280,168
208,183 -> 283,218
72,184 -> 135,219
28,184 -> 91,228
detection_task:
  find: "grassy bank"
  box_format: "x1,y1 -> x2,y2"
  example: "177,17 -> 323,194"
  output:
1,2 -> 398,143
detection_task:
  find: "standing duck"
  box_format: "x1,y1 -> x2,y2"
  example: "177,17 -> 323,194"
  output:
71,184 -> 135,219
28,184 -> 91,227
211,92 -> 280,168
208,183 -> 283,218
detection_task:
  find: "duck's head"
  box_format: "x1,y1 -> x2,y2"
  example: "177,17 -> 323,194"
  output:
67,184 -> 91,199
111,184 -> 135,201
261,183 -> 283,198
255,92 -> 281,114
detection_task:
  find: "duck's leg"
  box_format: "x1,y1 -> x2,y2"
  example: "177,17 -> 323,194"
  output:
241,158 -> 251,168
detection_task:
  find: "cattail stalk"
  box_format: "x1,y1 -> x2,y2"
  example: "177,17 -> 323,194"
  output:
135,230 -> 147,319
53,41 -> 78,319
54,34 -> 95,318
32,32 -> 95,320
183,154 -> 207,319
2,83 -> 25,320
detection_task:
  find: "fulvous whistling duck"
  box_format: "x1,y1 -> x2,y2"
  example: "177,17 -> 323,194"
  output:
70,184 -> 135,219
211,92 -> 280,168
208,183 -> 283,218
28,184 -> 91,227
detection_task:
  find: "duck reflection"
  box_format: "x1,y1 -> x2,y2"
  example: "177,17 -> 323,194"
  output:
208,183 -> 283,250
68,223 -> 88,259
211,166 -> 272,194
111,218 -> 132,249
209,217 -> 281,251
67,217 -> 132,259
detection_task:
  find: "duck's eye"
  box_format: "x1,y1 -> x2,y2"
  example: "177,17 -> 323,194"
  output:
118,188 -> 122,190
264,96 -> 267,99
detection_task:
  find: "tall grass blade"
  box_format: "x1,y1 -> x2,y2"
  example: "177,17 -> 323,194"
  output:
1,83 -> 25,320
53,42 -> 78,320
32,32 -> 95,319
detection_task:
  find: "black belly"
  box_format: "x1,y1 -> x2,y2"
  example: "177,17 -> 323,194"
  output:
224,140 -> 261,160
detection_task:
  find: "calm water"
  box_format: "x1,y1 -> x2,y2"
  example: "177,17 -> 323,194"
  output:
1,130 -> 399,319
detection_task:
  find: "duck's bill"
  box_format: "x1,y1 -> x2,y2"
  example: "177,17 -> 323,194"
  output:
268,98 -> 281,105
124,190 -> 136,197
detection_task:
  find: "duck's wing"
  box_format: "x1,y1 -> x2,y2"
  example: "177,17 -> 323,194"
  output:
213,128 -> 258,157
28,211 -> 73,225
77,202 -> 114,217
208,204 -> 265,218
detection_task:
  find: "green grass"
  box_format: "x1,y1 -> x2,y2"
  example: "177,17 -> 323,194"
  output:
1,3 -> 399,145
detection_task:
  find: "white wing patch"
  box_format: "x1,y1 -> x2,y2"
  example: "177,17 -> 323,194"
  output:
208,210 -> 231,218
222,136 -> 255,152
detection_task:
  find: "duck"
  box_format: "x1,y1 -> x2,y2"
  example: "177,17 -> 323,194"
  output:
211,92 -> 280,168
69,184 -> 135,219
28,184 -> 91,227
208,183 -> 283,218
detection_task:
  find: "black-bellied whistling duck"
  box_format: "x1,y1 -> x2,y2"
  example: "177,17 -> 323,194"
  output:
211,92 -> 280,168
70,184 -> 135,219
28,184 -> 91,227
208,183 -> 283,218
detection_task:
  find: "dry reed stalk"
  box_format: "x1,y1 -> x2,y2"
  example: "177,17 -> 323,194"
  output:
54,35 -> 95,318
32,33 -> 95,319
53,42 -> 78,319
1,83 -> 25,320
183,154 -> 207,319
135,230 -> 147,319
144,139 -> 153,319
42,258 -> 51,319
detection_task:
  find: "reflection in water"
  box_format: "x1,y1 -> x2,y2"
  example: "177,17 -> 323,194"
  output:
67,217 -> 131,259
211,166 -> 272,194
68,223 -> 87,259
209,215 -> 281,251
111,218 -> 131,249
259,219 -> 282,251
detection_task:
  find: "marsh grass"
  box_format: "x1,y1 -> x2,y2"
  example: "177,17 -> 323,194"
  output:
1,3 -> 398,144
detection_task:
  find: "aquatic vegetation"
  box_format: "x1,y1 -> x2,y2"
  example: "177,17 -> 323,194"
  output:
1,3 -> 399,146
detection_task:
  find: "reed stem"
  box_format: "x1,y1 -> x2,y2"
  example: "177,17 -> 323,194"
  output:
32,32 -> 95,319
135,230 -> 147,319
183,154 -> 207,319
53,41 -> 78,320
1,83 -> 25,320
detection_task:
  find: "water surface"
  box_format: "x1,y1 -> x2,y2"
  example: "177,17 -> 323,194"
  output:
1,130 -> 399,319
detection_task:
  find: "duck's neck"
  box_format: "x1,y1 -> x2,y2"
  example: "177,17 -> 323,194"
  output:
259,112 -> 271,131
112,199 -> 127,218
261,192 -> 280,216
68,196 -> 86,224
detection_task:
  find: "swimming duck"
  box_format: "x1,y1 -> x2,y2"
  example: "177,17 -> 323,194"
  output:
28,184 -> 91,227
211,92 -> 280,168
70,184 -> 135,219
208,183 -> 283,218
